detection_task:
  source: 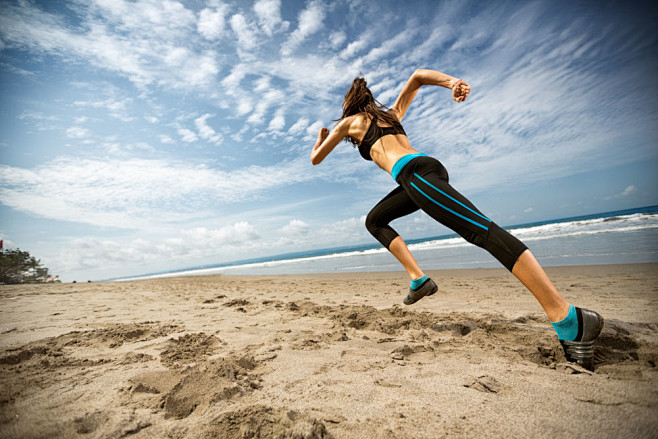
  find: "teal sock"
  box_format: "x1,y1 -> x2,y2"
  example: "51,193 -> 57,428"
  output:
550,304 -> 579,341
410,275 -> 428,291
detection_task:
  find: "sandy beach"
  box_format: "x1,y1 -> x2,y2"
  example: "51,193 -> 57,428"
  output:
1,263 -> 657,438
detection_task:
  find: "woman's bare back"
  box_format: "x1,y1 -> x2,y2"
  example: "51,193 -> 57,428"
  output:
347,112 -> 419,173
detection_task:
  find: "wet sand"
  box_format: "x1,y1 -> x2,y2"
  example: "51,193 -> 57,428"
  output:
1,263 -> 657,438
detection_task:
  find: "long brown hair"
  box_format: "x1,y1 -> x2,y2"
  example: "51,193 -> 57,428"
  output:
336,77 -> 401,146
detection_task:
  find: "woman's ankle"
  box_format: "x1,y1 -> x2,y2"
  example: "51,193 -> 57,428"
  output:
547,302 -> 571,323
410,275 -> 429,290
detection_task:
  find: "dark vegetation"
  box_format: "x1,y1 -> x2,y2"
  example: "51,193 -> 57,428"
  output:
0,248 -> 57,284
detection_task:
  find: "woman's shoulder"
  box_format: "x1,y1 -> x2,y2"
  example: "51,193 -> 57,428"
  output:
340,113 -> 370,129
346,112 -> 369,122
338,113 -> 371,145
387,107 -> 402,122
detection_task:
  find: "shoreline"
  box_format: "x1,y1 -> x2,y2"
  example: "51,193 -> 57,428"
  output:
110,260 -> 658,282
103,204 -> 658,283
1,263 -> 657,438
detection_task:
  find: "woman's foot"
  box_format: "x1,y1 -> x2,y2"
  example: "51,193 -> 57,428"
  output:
553,306 -> 604,370
403,277 -> 437,305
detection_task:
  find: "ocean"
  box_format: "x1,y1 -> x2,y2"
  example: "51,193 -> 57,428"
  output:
115,205 -> 658,281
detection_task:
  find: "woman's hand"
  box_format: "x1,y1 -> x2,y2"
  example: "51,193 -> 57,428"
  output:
310,120 -> 350,165
451,80 -> 471,102
316,127 -> 329,145
310,127 -> 332,164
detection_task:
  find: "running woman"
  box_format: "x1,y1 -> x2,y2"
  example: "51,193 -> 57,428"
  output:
310,69 -> 604,369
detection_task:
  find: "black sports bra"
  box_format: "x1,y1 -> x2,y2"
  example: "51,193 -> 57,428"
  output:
358,118 -> 407,161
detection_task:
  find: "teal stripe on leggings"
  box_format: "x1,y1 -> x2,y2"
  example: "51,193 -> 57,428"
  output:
413,173 -> 491,223
410,181 -> 489,230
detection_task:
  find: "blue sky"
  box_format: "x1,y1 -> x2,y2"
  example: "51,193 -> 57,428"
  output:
0,0 -> 656,281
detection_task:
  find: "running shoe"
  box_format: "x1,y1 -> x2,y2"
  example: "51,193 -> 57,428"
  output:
403,278 -> 438,305
559,307 -> 604,370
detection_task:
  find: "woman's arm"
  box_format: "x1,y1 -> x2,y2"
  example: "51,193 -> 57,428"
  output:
391,69 -> 471,120
310,119 -> 351,165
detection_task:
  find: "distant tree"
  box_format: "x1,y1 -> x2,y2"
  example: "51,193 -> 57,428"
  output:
36,267 -> 50,281
0,248 -> 53,284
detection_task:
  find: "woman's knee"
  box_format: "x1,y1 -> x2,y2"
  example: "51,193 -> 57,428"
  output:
365,209 -> 379,235
365,209 -> 399,248
366,204 -> 391,235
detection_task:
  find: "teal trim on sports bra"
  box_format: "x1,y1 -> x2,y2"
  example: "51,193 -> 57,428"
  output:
391,153 -> 427,181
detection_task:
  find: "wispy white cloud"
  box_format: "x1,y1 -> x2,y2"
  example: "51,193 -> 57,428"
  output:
328,31 -> 346,49
0,61 -> 34,76
197,2 -> 229,41
267,108 -> 286,133
159,134 -> 174,144
288,117 -> 309,135
620,185 -> 636,197
74,97 -> 129,112
245,85 -> 286,126
315,215 -> 369,244
281,0 -> 325,56
74,96 -> 134,121
55,220 -> 261,275
229,13 -> 259,52
605,185 -> 637,200
177,128 -> 198,143
221,63 -> 249,89
279,219 -> 310,237
0,154 -> 363,230
194,114 -> 223,145
65,126 -> 90,139
361,30 -> 416,65
83,0 -> 197,37
18,111 -> 58,121
339,29 -> 375,60
0,0 -> 218,89
182,222 -> 260,247
253,0 -> 289,36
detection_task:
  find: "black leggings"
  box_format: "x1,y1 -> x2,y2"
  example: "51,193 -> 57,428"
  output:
365,156 -> 527,272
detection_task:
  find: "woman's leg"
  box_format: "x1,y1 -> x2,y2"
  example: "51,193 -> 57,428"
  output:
366,185 -> 439,304
398,157 -> 571,318
395,157 -> 603,367
512,249 -> 570,322
388,236 -> 424,280
365,186 -> 423,280
393,237 -> 571,321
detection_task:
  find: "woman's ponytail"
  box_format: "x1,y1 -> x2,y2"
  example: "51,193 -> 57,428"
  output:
336,76 -> 401,146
